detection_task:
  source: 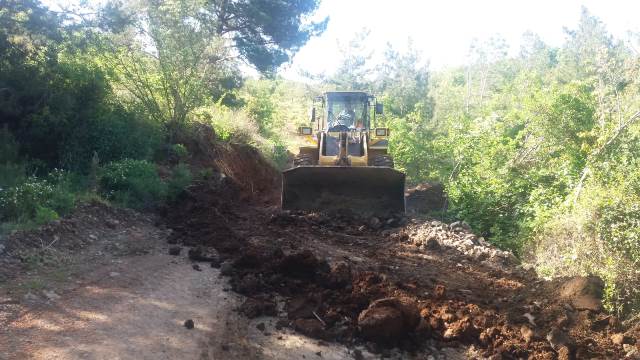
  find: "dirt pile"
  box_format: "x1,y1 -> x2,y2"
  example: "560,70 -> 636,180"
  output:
405,183 -> 446,214
169,189 -> 635,358
0,201 -> 155,282
164,142 -> 634,358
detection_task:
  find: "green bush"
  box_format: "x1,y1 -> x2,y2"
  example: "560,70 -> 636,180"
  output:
99,159 -> 166,209
0,163 -> 26,190
169,144 -> 189,162
34,206 -> 60,225
62,106 -> 164,173
167,163 -> 192,202
0,174 -> 76,223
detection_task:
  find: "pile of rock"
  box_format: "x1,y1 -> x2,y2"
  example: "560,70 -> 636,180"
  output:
403,219 -> 518,267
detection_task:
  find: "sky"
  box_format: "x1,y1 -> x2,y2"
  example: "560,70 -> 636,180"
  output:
42,0 -> 640,81
280,0 -> 640,80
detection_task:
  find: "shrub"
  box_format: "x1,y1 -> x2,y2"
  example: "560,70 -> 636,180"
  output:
0,127 -> 26,189
0,163 -> 26,190
191,105 -> 260,144
99,159 -> 166,209
61,106 -> 164,173
34,206 -> 60,225
170,143 -> 189,162
167,163 -> 192,202
0,174 -> 75,223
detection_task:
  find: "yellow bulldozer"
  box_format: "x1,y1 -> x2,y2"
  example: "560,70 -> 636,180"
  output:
282,91 -> 405,215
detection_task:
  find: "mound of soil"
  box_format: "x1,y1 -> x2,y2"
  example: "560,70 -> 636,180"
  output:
405,183 -> 446,214
164,139 -> 634,358
0,201 -> 157,283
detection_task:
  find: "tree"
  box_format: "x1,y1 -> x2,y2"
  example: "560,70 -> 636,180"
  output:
326,29 -> 374,91
100,0 -> 326,132
377,41 -> 433,119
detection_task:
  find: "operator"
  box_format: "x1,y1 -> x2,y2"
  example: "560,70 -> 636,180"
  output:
336,101 -> 356,127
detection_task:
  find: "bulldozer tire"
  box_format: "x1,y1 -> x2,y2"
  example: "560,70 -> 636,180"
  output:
373,155 -> 394,168
293,153 -> 313,167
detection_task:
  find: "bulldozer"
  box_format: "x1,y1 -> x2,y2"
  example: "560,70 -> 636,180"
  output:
282,91 -> 405,215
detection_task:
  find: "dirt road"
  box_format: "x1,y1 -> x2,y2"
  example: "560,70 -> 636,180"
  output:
0,204 -> 391,360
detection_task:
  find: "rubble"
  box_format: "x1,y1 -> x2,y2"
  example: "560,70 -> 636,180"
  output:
404,220 -> 519,268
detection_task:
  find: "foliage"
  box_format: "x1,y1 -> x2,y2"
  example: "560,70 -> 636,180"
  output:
169,143 -> 189,163
0,172 -> 76,225
167,163 -> 192,202
98,0 -> 325,135
375,8 -> 640,317
99,159 -> 166,209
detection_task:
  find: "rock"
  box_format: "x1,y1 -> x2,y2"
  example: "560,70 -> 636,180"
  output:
293,318 -> 328,339
443,317 -> 479,341
358,305 -> 404,343
449,221 -> 471,231
434,284 -> 446,299
0,244 -> 6,254
326,262 -> 352,288
256,322 -> 266,331
109,272 -> 120,277
24,292 -> 38,301
546,328 -> 571,350
556,313 -> 570,328
559,276 -> 604,311
523,312 -> 536,327
369,217 -> 381,229
188,246 -> 217,262
168,246 -> 182,256
479,327 -> 500,345
611,333 -> 633,345
43,290 -> 60,301
220,261 -> 234,276
275,319 -> 288,330
184,319 -> 194,329
278,250 -> 324,279
240,297 -> 277,319
520,325 -> 535,344
353,349 -> 364,360
357,297 -> 420,344
192,264 -> 202,271
424,237 -> 441,251
557,345 -> 572,360
105,219 -> 120,228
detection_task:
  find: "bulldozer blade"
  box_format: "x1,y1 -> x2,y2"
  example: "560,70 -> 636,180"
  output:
282,166 -> 405,215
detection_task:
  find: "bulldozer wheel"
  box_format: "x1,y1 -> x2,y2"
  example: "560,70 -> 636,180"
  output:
293,154 -> 313,167
373,155 -> 394,168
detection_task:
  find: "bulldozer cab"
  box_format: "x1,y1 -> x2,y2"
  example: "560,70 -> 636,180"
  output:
313,92 -> 379,132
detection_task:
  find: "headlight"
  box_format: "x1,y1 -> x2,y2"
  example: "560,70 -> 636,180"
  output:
375,128 -> 388,136
299,127 -> 313,135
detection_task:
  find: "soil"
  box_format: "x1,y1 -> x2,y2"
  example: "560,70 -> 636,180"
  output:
2,137 -> 639,359
0,202 -> 384,360
161,141 -> 638,359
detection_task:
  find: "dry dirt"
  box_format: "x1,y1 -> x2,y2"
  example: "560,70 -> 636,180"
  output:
0,203 -> 387,360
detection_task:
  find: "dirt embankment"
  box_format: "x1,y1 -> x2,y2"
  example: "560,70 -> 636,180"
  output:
163,139 -> 639,359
